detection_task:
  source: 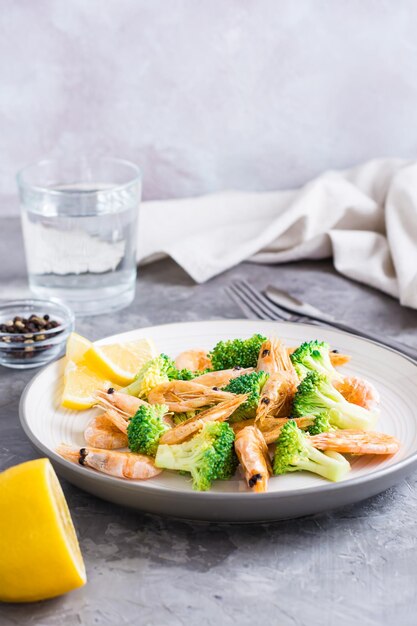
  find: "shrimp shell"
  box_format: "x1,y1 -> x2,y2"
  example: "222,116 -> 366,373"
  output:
147,380 -> 235,412
103,407 -> 129,434
257,338 -> 298,378
84,414 -> 128,449
94,389 -> 148,418
256,371 -> 298,422
56,444 -> 162,480
235,426 -> 272,493
193,367 -> 254,388
232,415 -> 316,444
103,406 -> 174,436
309,429 -> 400,455
175,349 -> 212,372
334,376 -> 380,411
159,394 -> 247,445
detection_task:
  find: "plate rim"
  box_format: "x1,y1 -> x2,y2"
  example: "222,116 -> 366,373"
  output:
19,318 -> 417,502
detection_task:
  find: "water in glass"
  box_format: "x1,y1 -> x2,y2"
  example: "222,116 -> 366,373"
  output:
18,159 -> 140,316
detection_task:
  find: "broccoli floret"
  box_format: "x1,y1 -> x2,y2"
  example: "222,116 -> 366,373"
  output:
209,334 -> 267,370
124,354 -> 196,398
124,354 -> 173,398
222,371 -> 269,422
273,420 -> 350,482
292,372 -> 378,431
127,403 -> 169,456
172,368 -> 197,381
290,341 -> 343,381
155,422 -> 237,490
172,410 -> 199,425
163,358 -> 196,381
306,412 -> 332,435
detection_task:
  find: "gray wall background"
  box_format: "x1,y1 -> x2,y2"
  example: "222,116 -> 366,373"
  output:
1,0 -> 417,215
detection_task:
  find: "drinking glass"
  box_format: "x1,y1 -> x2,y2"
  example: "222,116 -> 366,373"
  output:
17,158 -> 141,316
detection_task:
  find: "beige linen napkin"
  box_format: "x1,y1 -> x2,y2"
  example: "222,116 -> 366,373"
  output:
138,158 -> 417,309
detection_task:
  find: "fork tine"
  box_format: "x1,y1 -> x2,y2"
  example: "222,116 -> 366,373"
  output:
225,286 -> 265,320
227,285 -> 273,320
232,283 -> 282,321
233,280 -> 292,321
232,281 -> 287,321
238,280 -> 299,321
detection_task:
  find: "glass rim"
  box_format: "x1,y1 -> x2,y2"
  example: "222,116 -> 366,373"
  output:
16,156 -> 141,196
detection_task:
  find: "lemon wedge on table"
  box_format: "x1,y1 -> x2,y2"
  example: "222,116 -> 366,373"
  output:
83,337 -> 157,386
0,458 -> 86,603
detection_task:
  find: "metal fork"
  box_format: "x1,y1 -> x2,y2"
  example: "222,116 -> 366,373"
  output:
227,279 -> 417,361
226,280 -> 312,324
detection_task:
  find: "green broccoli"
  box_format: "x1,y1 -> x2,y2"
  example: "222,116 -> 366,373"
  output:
209,334 -> 267,370
290,340 -> 343,381
171,368 -> 197,381
273,420 -> 350,482
124,353 -> 199,398
155,422 -> 238,490
222,370 -> 269,422
172,410 -> 199,425
127,403 -> 170,456
163,358 -> 199,381
124,354 -> 173,398
306,412 -> 332,435
292,371 -> 378,431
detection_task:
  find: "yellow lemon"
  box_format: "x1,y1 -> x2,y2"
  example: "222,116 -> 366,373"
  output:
84,337 -> 156,386
66,332 -> 92,363
0,458 -> 86,603
61,360 -> 114,410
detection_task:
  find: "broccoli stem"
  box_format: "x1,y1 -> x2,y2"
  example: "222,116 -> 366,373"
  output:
123,377 -> 142,397
316,389 -> 378,430
295,447 -> 350,482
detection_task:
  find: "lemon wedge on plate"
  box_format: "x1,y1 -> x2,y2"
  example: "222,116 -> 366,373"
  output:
61,360 -> 113,410
0,458 -> 86,603
61,333 -> 156,408
84,337 -> 156,386
66,332 -> 92,363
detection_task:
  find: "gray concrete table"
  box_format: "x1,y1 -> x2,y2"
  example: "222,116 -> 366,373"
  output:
1,217 -> 416,626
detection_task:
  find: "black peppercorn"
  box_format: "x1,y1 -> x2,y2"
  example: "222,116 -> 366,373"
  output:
0,311 -> 63,359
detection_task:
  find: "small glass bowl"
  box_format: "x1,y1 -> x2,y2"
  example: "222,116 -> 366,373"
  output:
0,299 -> 74,369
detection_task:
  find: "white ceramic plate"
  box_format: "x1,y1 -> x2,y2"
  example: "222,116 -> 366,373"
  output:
20,320 -> 417,522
